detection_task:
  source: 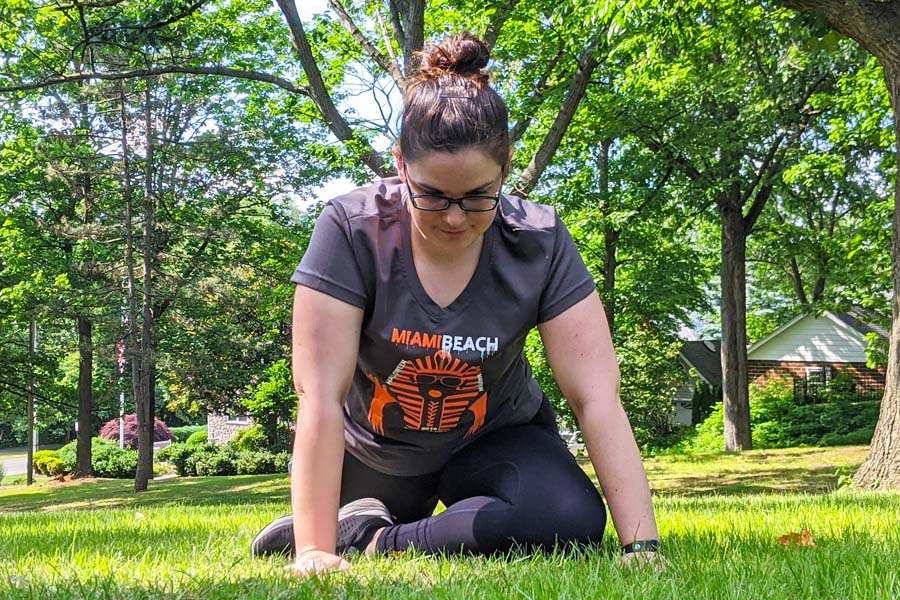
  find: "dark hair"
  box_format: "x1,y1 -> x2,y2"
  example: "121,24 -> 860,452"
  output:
399,32 -> 510,167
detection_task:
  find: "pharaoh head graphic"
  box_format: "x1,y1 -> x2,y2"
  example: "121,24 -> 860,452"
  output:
367,351 -> 487,436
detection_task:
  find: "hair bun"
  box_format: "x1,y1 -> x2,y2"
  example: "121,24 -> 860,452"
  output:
418,32 -> 490,82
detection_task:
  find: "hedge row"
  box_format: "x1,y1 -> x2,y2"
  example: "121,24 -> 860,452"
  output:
169,425 -> 208,443
31,438 -> 139,478
156,441 -> 289,476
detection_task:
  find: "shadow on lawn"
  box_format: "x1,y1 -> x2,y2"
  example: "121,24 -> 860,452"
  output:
649,465 -> 852,496
0,474 -> 290,513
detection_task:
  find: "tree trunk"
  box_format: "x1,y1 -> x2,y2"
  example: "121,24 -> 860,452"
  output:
855,59 -> 900,489
782,0 -> 900,489
134,83 -> 156,492
74,316 -> 94,478
719,191 -> 752,450
597,138 -> 617,333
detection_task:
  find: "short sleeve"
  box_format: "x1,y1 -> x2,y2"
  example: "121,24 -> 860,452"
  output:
291,202 -> 368,308
536,213 -> 595,323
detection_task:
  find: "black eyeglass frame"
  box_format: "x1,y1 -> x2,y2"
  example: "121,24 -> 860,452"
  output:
403,164 -> 504,212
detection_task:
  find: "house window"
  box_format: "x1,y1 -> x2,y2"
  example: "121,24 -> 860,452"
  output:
803,366 -> 830,400
226,414 -> 251,425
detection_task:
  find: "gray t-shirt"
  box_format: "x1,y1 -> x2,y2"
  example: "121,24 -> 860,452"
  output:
292,177 -> 595,475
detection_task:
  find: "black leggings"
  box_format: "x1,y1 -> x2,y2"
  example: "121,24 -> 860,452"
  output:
339,423 -> 607,555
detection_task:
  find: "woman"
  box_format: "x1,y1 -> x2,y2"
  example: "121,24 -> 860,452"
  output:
252,32 -> 660,575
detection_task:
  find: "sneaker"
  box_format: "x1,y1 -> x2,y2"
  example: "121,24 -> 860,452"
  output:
336,498 -> 394,556
250,514 -> 294,558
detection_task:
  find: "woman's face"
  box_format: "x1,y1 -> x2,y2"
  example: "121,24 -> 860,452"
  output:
397,147 -> 507,259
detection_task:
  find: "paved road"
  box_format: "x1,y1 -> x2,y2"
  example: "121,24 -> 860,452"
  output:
1,456 -> 27,476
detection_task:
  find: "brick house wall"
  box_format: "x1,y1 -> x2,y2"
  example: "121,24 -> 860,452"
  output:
748,360 -> 886,389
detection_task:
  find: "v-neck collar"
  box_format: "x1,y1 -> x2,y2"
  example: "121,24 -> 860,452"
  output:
400,199 -> 495,318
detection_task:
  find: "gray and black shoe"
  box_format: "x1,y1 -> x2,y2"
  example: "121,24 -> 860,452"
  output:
250,514 -> 294,558
335,498 -> 393,556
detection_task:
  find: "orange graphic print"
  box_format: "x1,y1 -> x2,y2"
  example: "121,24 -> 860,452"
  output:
367,351 -> 487,435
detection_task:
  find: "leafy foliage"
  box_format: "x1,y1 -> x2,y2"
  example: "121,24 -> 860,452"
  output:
185,431 -> 208,447
240,359 -> 295,452
681,375 -> 881,453
156,440 -> 288,476
57,437 -> 139,478
232,425 -> 268,453
32,449 -> 64,476
97,414 -> 175,449
168,425 -> 207,443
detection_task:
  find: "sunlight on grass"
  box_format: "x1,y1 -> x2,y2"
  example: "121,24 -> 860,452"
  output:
1,446 -> 898,599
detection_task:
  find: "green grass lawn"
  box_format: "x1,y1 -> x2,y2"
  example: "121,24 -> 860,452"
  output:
1,445 -> 898,599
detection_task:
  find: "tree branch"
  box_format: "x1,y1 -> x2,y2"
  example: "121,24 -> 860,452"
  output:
0,65 -> 311,95
276,0 -> 390,177
388,0 -> 406,65
328,0 -> 405,89
509,42 -> 565,144
513,40 -> 601,197
376,8 -> 403,85
482,0 -> 521,50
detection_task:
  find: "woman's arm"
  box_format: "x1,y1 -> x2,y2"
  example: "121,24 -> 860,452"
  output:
288,284 -> 364,575
537,291 -> 659,551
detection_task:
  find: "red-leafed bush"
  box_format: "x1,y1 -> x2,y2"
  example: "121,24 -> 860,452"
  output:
98,414 -> 175,449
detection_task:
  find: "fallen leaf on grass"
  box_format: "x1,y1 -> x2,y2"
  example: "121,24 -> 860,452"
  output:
778,528 -> 815,547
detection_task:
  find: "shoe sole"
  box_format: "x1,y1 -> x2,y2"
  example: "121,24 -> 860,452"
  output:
250,514 -> 294,557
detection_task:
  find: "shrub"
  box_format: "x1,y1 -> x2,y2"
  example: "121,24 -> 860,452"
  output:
58,437 -> 138,478
681,376 -> 881,453
43,456 -> 65,476
156,441 -> 290,477
169,425 -> 207,443
156,442 -> 215,476
686,402 -> 726,453
0,462 -> 4,481
33,450 -> 62,476
192,446 -> 238,476
153,462 -> 174,476
233,425 -> 267,452
274,451 -> 291,473
97,414 -> 176,449
185,431 -> 208,447
234,450 -> 276,475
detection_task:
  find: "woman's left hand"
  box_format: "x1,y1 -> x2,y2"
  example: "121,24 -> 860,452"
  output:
620,550 -> 668,571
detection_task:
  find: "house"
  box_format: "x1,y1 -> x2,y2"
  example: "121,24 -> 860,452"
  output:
674,340 -> 722,426
677,309 -> 887,419
746,309 -> 886,399
207,412 -> 254,445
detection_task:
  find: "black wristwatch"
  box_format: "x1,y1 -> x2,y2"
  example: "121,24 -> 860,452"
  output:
622,539 -> 660,554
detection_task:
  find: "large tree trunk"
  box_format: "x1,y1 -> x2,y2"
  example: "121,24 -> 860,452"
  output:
782,0 -> 900,489
855,58 -> 900,489
74,316 -> 94,477
719,191 -> 752,450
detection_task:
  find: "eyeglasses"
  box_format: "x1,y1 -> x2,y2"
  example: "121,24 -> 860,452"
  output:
414,374 -> 464,387
403,164 -> 503,212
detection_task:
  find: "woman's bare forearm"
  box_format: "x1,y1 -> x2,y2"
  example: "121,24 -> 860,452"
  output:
290,395 -> 346,555
577,399 -> 658,545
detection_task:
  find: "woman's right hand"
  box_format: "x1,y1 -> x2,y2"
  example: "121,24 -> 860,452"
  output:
285,550 -> 351,576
